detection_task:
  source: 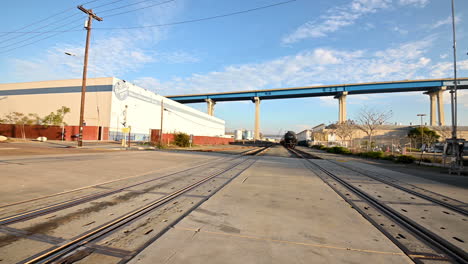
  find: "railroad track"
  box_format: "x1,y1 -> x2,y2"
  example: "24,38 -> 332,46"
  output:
241,145 -> 272,156
288,147 -> 467,264
0,155 -> 238,225
293,147 -> 468,217
0,156 -> 258,263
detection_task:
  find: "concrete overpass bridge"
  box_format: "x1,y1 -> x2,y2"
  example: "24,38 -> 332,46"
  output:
166,78 -> 468,139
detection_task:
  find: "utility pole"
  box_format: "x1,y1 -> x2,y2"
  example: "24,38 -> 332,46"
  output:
417,114 -> 426,165
159,100 -> 164,147
77,5 -> 102,147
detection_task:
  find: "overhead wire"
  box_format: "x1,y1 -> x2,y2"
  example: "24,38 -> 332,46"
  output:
0,14 -> 81,44
89,0 -> 127,10
0,25 -> 83,55
0,0 -> 127,53
0,0 -> 104,39
97,0 -> 173,15
103,0 -> 175,18
0,17 -> 85,50
0,0 -> 175,35
2,0 -> 297,33
0,0 -> 297,54
98,0 -> 296,29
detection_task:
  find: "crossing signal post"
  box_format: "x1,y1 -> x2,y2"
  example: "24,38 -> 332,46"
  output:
77,5 -> 102,147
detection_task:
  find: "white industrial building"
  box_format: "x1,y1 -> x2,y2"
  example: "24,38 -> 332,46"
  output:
296,129 -> 312,143
0,77 -> 226,141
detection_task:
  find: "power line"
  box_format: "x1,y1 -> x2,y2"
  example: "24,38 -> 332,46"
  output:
0,0 -> 297,54
0,14 -> 81,44
89,0 -> 127,10
0,0 -> 103,39
103,0 -> 175,18
99,0 -> 297,28
98,0 -> 173,15
0,17 -> 84,50
0,0 -> 173,35
0,25 -> 83,55
1,0 -> 297,33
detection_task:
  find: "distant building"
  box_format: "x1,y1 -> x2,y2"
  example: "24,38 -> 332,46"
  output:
0,77 -> 226,141
304,123 -> 468,148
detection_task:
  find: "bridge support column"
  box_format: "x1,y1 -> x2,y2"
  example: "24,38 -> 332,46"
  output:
334,92 -> 348,123
205,98 -> 216,116
254,97 -> 260,140
425,87 -> 445,126
429,92 -> 437,126
437,87 -> 446,126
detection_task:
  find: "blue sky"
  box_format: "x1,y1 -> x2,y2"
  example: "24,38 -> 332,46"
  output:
1,0 -> 467,134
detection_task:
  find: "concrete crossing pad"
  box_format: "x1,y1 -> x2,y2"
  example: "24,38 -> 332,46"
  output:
129,156 -> 413,264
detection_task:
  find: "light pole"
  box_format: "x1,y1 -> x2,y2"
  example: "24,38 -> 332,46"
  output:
417,114 -> 426,165
450,0 -> 458,139
159,101 -> 169,147
417,114 -> 426,149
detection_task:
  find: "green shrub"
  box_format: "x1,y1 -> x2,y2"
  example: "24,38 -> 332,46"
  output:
359,151 -> 384,159
406,147 -> 420,152
382,155 -> 396,161
396,155 -> 416,164
421,157 -> 432,163
173,132 -> 190,147
326,146 -> 351,154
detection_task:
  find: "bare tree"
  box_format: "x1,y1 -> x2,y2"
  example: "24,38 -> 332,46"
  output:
334,120 -> 356,147
356,107 -> 392,150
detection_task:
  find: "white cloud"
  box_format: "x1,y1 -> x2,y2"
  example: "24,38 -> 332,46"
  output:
134,38 -> 451,99
392,26 -> 408,35
430,60 -> 468,78
429,15 -> 461,30
282,0 -> 429,44
5,0 -> 188,82
159,51 -> 200,64
398,0 -> 429,7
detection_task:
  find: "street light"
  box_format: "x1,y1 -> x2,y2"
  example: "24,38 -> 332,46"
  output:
159,100 -> 169,147
417,114 -> 426,165
417,114 -> 426,149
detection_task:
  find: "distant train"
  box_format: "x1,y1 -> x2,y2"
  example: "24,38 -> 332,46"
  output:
280,131 -> 297,149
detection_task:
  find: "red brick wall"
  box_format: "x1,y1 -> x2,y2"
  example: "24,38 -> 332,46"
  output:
0,124 -> 108,141
150,130 -> 175,145
150,129 -> 233,145
192,136 -> 233,145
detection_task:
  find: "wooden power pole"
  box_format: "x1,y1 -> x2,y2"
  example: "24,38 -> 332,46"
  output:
77,5 -> 102,147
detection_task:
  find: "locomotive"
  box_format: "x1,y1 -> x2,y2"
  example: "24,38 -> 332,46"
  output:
281,131 -> 298,149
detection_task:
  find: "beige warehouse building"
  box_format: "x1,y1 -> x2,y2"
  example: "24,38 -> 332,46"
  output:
0,77 -> 226,141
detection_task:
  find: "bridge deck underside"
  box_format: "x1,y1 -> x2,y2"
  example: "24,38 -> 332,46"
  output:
166,79 -> 468,103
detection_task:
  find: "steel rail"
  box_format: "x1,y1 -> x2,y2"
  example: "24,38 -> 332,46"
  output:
298,153 -> 467,263
0,155 -> 239,225
327,159 -> 468,217
0,155 -> 229,209
241,145 -> 271,156
23,157 -> 251,264
254,145 -> 272,156
293,147 -> 468,217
